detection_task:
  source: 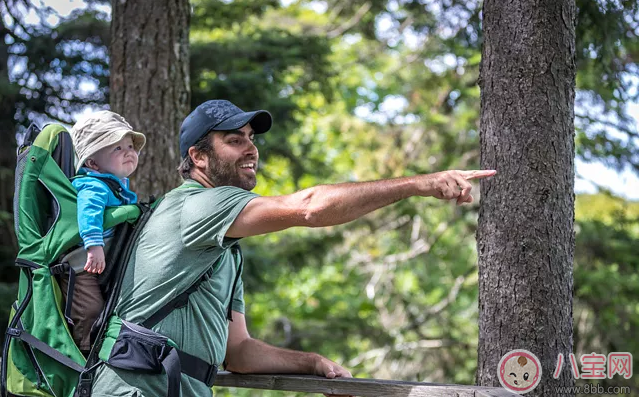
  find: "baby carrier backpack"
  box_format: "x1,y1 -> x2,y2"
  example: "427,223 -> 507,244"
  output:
1,123 -> 222,397
0,123 -> 153,397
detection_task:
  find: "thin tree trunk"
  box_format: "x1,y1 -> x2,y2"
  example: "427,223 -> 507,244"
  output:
110,0 -> 190,198
477,1 -> 576,396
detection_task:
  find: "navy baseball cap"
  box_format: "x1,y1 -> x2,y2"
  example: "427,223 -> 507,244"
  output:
180,100 -> 272,158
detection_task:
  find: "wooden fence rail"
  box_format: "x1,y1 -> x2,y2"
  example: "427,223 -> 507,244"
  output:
214,371 -> 519,396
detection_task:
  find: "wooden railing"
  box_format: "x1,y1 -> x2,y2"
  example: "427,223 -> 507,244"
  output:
214,371 -> 518,396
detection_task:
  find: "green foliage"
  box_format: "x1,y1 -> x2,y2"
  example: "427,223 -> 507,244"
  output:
2,0 -> 110,125
574,0 -> 639,174
574,194 -> 639,392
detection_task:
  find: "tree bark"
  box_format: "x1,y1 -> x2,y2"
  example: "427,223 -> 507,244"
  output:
477,1 -> 576,396
110,0 -> 190,198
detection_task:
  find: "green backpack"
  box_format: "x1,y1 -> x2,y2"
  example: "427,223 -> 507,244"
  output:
0,124 -> 149,397
1,123 -> 222,397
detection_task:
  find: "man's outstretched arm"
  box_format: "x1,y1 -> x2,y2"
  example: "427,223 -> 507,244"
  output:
224,311 -> 351,379
227,169 -> 496,238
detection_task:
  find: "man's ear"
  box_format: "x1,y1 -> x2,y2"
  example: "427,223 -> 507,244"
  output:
188,146 -> 209,169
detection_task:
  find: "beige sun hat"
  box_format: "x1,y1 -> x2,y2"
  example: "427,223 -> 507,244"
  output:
71,110 -> 146,172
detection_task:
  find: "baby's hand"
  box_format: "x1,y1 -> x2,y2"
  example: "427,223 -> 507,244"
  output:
85,246 -> 106,274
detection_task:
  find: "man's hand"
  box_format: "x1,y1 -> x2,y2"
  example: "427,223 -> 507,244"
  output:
313,355 -> 353,397
85,245 -> 106,274
421,169 -> 496,205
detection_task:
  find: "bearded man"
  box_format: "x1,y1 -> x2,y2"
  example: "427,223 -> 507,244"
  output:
90,100 -> 495,397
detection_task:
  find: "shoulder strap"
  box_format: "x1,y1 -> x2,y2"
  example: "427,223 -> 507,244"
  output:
226,246 -> 243,321
142,245 -> 243,329
71,174 -> 125,201
91,176 -> 125,201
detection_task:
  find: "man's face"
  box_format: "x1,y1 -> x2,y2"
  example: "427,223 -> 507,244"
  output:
205,124 -> 259,190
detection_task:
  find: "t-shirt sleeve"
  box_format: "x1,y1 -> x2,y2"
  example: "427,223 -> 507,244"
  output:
180,186 -> 259,249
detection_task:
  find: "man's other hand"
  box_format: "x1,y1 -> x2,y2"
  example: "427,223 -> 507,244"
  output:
313,355 -> 353,397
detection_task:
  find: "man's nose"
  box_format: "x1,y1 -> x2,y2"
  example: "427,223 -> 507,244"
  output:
245,141 -> 258,157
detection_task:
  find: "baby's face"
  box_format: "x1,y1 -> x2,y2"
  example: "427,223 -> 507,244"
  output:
88,135 -> 139,178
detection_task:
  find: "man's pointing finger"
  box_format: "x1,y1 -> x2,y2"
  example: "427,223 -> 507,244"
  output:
461,170 -> 497,180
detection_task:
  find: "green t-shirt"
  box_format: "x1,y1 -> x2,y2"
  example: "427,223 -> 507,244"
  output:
91,180 -> 258,397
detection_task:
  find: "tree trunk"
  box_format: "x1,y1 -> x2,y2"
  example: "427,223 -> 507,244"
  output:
0,20 -> 18,274
477,1 -> 576,396
110,0 -> 190,198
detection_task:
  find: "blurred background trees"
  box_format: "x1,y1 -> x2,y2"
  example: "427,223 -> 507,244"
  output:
0,0 -> 638,395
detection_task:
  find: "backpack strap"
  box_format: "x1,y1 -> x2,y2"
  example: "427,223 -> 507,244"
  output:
226,246 -> 243,321
50,263 -> 76,327
91,175 -> 125,201
6,328 -> 84,374
142,245 -> 243,328
136,245 -> 243,391
140,278 -> 206,330
70,174 -> 125,201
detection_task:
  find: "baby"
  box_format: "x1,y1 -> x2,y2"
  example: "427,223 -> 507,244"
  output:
62,110 -> 145,353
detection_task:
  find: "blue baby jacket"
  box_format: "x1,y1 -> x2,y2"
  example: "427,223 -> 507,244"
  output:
72,168 -> 138,249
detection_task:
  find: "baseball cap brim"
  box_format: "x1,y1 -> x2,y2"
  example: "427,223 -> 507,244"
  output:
214,110 -> 272,134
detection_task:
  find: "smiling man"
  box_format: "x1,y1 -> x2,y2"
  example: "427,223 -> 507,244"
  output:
90,100 -> 495,397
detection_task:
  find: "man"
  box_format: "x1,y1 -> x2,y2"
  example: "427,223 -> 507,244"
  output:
90,100 -> 495,397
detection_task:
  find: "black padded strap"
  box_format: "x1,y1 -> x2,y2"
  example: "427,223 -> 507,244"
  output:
155,346 -> 218,397
161,348 -> 181,397
64,267 -> 76,326
140,245 -> 244,329
51,263 -> 76,326
71,174 -> 125,201
51,129 -> 75,179
143,245 -> 243,328
6,328 -> 84,373
178,349 -> 218,387
15,258 -> 40,269
141,279 -> 205,329
13,305 -> 45,389
227,246 -> 243,321
92,176 -> 124,201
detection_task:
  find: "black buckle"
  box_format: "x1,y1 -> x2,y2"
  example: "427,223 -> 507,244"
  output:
6,327 -> 21,337
76,372 -> 93,397
204,364 -> 218,387
50,263 -> 70,275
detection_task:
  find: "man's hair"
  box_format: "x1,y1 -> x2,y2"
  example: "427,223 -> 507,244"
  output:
177,132 -> 214,180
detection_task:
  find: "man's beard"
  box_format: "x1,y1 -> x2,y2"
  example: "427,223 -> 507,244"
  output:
205,152 -> 257,191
